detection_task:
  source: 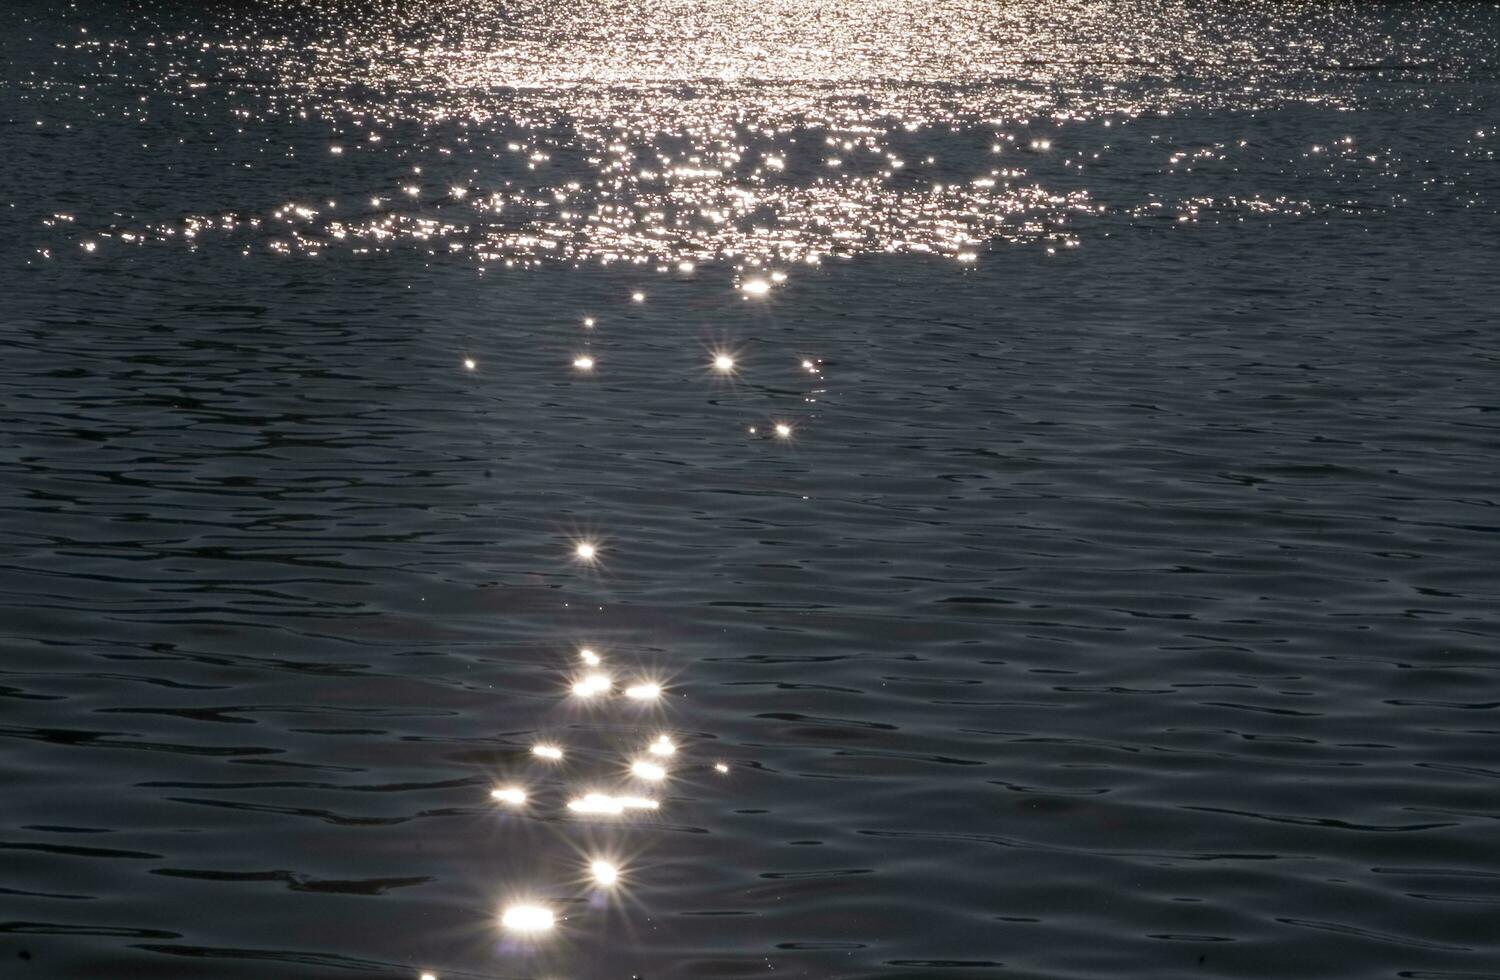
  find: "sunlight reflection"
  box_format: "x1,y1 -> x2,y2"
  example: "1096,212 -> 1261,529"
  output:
624,681 -> 661,701
589,859 -> 620,887
630,760 -> 667,782
572,672 -> 612,698
500,904 -> 555,933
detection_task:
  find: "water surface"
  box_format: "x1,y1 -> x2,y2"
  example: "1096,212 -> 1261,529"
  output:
3,1 -> 1499,978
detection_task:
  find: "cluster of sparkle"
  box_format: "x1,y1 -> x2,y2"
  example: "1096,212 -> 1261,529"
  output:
37,1 -> 1497,267
476,637 -> 729,960
421,274 -> 813,978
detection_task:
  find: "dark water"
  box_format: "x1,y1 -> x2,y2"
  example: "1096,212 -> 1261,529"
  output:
3,1 -> 1500,978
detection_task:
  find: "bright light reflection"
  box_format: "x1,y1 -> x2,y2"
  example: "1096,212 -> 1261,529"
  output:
573,355 -> 594,370
631,291 -> 645,303
648,735 -> 676,756
491,786 -> 527,805
624,682 -> 661,701
500,905 -> 555,933
617,796 -> 658,811
589,860 -> 619,887
713,353 -> 735,373
567,793 -> 624,815
775,423 -> 793,439
572,672 -> 612,697
741,279 -> 770,296
567,792 -> 657,814
463,357 -> 476,371
580,647 -> 601,665
575,542 -> 597,561
583,317 -> 595,328
631,760 -> 666,782
532,743 -> 563,761
714,762 -> 730,774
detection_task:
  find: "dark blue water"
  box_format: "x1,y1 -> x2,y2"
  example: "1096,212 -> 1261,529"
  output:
3,1 -> 1500,978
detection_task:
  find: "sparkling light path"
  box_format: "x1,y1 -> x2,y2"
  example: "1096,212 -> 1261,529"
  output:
449,272 -> 819,977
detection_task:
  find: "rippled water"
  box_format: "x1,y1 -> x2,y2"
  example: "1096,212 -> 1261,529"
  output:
3,1 -> 1500,977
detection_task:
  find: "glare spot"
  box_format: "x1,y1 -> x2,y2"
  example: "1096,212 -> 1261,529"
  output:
532,743 -> 563,761
500,905 -> 555,933
774,423 -> 793,439
713,354 -> 735,373
677,261 -> 695,273
573,355 -> 594,371
648,735 -> 676,757
631,760 -> 667,782
714,762 -> 730,774
582,317 -> 595,328
589,860 -> 619,887
567,793 -> 624,815
420,973 -> 436,980
572,672 -> 612,698
580,647 -> 601,666
463,357 -> 476,371
801,359 -> 814,370
631,291 -> 645,303
741,279 -> 771,296
624,682 -> 661,701
617,796 -> 659,811
575,541 -> 597,561
491,786 -> 527,806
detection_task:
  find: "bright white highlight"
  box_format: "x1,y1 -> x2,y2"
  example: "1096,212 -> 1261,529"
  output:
572,672 -> 612,697
532,743 -> 563,760
573,355 -> 594,370
491,786 -> 527,805
567,792 -> 658,814
741,279 -> 770,296
648,735 -> 676,757
580,647 -> 601,666
617,796 -> 658,811
631,291 -> 645,303
714,762 -> 729,774
589,860 -> 619,886
463,357 -> 476,371
575,542 -> 597,560
775,423 -> 792,439
567,793 -> 624,815
631,760 -> 666,782
500,905 -> 554,933
624,682 -> 661,701
713,354 -> 735,372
